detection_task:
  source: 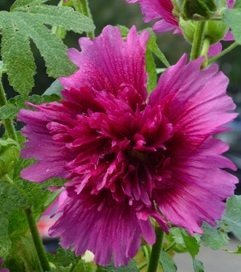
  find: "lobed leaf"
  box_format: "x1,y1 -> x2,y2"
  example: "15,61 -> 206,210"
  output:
223,9 -> 241,44
201,222 -> 229,250
11,0 -> 47,10
1,18 -> 36,95
0,1 -> 95,94
13,13 -> 76,78
0,217 -> 11,259
193,259 -> 204,272
0,180 -> 28,217
181,231 -> 200,258
222,195 -> 241,240
160,252 -> 177,272
15,5 -> 95,34
44,79 -> 63,96
97,260 -> 138,272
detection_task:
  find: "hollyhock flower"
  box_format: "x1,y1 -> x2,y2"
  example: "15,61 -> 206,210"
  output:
18,26 -> 237,266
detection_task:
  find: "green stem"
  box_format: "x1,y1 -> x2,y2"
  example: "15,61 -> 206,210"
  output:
25,208 -> 50,272
190,21 -> 206,60
208,42 -> 239,64
74,0 -> 94,38
200,38 -> 210,68
0,80 -> 17,141
147,228 -> 164,272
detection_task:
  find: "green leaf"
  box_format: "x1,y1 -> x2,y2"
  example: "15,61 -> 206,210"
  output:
0,179 -> 28,217
148,31 -> 170,67
15,178 -> 51,215
146,49 -> 157,92
223,9 -> 241,44
193,259 -> 204,272
16,5 -> 95,34
0,216 -> 11,258
13,13 -> 75,78
5,235 -> 41,272
201,222 -> 229,250
0,103 -> 18,120
0,139 -> 20,178
97,260 -> 138,272
44,79 -> 63,96
222,195 -> 241,240
181,231 -> 200,258
0,2 -> 95,94
160,251 -> 177,272
1,18 -> 36,95
0,179 -> 29,258
167,228 -> 200,254
234,0 -> 241,8
118,25 -> 129,36
72,261 -> 95,272
49,248 -> 78,267
8,209 -> 28,241
11,0 -> 47,10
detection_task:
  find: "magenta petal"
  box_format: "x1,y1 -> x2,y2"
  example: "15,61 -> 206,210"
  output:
126,0 -> 179,33
155,138 -> 238,234
149,55 -> 236,146
21,161 -> 65,182
209,42 -> 222,57
49,192 -> 155,267
61,26 -> 148,102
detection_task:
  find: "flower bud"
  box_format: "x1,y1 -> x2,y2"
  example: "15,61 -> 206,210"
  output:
180,18 -> 228,44
180,0 -> 217,20
179,17 -> 196,43
205,21 -> 228,43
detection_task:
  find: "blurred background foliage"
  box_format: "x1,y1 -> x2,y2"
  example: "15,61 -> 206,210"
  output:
0,0 -> 241,190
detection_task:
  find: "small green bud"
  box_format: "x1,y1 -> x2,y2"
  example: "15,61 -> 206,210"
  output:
179,17 -> 196,43
180,0 -> 217,20
205,21 -> 228,43
180,18 -> 228,44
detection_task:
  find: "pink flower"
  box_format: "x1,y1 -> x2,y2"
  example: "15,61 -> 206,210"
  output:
18,26 -> 237,266
127,0 -> 179,33
127,0 -> 235,33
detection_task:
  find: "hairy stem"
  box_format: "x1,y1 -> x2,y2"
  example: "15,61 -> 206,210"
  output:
25,208 -> 50,272
190,22 -> 206,60
147,228 -> 164,272
208,42 -> 239,64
